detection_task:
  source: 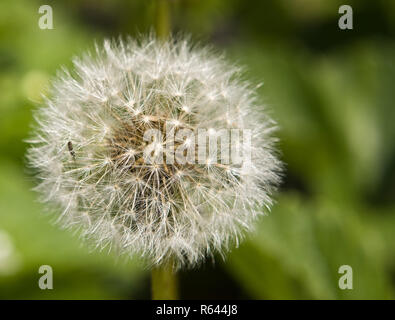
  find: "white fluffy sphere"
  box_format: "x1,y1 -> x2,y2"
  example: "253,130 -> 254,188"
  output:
27,36 -> 281,268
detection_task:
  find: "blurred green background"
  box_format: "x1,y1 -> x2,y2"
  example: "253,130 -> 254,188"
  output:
0,0 -> 394,299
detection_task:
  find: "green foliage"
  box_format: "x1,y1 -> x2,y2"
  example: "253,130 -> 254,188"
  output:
227,193 -> 394,299
224,40 -> 395,299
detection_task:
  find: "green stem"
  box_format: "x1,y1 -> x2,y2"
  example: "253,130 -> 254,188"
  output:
151,262 -> 179,299
155,0 -> 171,40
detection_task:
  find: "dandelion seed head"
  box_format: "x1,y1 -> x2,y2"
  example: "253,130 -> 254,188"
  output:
27,36 -> 282,268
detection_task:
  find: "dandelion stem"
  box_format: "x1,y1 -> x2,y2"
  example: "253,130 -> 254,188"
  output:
155,0 -> 170,40
151,261 -> 179,300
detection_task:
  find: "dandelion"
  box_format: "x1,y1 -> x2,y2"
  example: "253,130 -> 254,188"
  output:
27,36 -> 281,273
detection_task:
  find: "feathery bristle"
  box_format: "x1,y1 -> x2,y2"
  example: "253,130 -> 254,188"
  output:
27,36 -> 282,268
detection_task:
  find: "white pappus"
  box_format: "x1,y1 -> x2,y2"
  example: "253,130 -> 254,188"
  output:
27,35 -> 282,268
